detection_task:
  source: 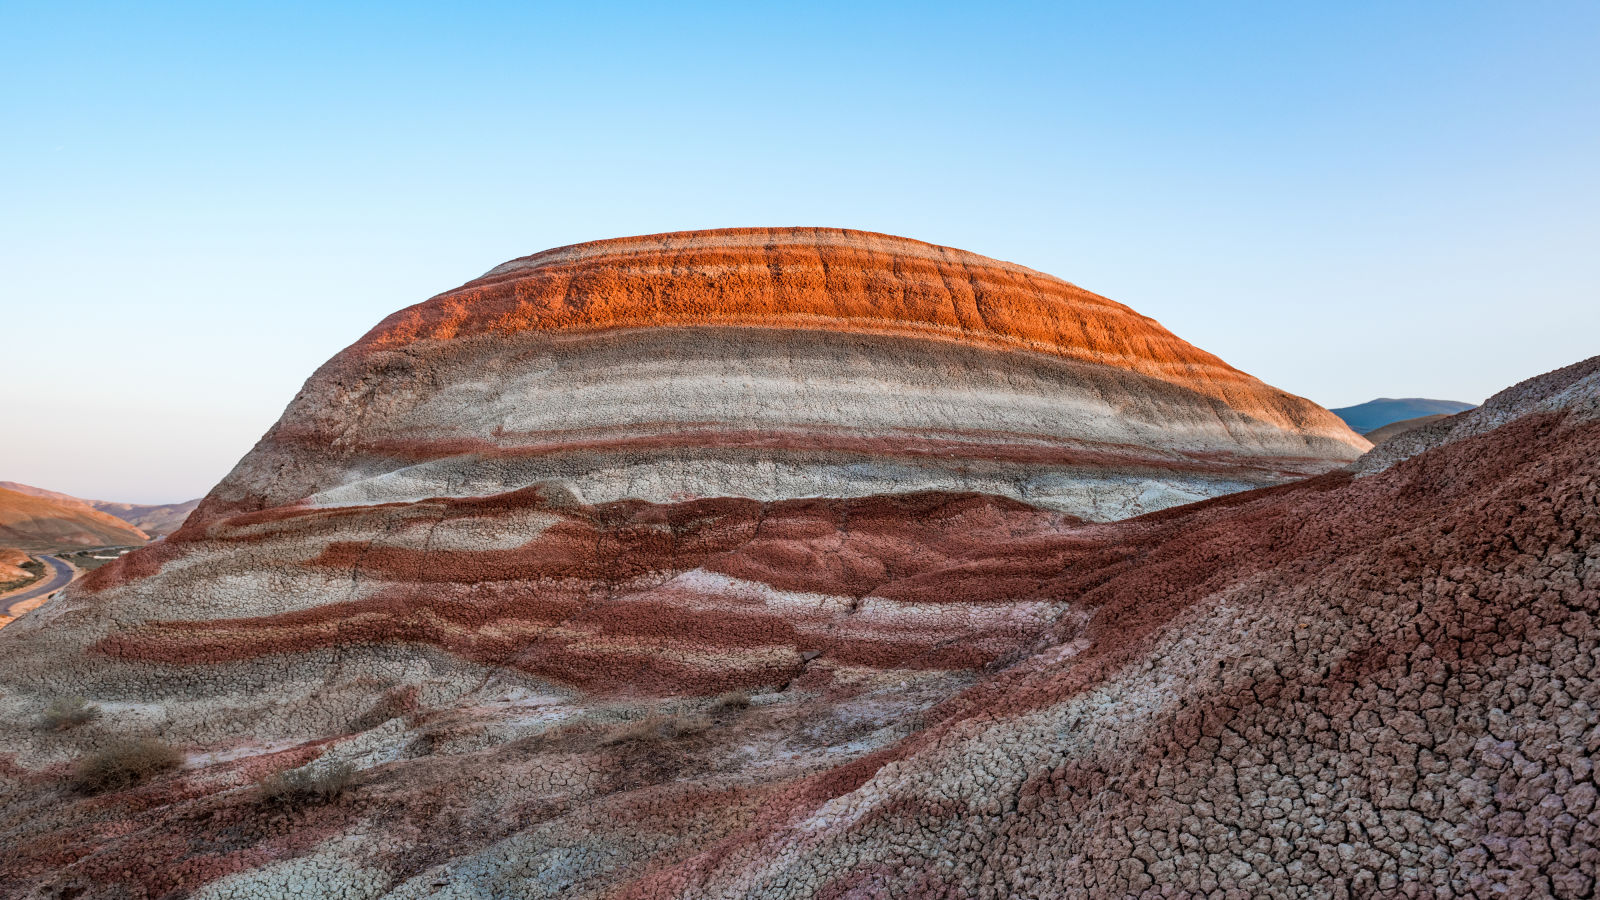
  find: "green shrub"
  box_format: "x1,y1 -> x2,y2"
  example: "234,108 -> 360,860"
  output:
70,738 -> 182,794
39,696 -> 99,731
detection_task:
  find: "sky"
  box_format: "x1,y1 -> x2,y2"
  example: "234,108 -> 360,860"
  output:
1,2 -> 1596,503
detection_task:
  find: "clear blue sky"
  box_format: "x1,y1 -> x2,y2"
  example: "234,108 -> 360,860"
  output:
2,2 -> 1596,503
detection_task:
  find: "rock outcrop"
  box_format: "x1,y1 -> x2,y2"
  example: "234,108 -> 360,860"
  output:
200,227 -> 1365,524
1,234 -> 1592,898
1352,354 -> 1600,476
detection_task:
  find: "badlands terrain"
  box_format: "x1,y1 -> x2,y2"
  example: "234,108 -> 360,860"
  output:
198,227 -> 1367,523
0,229 -> 1593,898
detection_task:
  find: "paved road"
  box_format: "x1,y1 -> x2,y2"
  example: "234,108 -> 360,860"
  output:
4,554 -> 75,619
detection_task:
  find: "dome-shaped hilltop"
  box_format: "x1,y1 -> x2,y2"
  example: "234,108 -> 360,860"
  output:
206,227 -> 1367,523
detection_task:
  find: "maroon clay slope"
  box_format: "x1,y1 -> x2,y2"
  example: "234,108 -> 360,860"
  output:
612,383 -> 1600,897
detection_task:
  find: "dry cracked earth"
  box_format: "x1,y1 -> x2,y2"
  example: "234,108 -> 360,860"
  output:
0,230 -> 1594,898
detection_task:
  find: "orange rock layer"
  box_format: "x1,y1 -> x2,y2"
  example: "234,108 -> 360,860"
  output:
362,227 -> 1333,429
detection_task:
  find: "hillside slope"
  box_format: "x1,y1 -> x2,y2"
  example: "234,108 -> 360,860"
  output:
10,233 -> 1593,897
0,487 -> 148,552
1353,354 -> 1600,477
0,483 -> 198,538
0,549 -> 36,586
80,499 -> 199,538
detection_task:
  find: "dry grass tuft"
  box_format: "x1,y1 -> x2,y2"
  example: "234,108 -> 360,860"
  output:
712,690 -> 752,711
69,738 -> 182,794
599,713 -> 711,746
257,761 -> 357,809
39,696 -> 99,731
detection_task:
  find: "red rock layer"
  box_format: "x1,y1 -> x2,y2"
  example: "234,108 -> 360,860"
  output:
92,490 -> 1077,695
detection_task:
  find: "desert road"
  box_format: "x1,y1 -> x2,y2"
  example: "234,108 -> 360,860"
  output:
3,554 -> 75,620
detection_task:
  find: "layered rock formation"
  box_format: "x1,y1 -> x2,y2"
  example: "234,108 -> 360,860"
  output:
1,233 -> 1593,898
1,353 -> 1593,897
200,228 -> 1365,524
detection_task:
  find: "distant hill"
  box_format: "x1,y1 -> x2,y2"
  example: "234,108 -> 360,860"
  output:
0,487 -> 149,552
1364,413 -> 1454,445
75,499 -> 199,538
0,482 -> 199,538
1329,398 -> 1475,434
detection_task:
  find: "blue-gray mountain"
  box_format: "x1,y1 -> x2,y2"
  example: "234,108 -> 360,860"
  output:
1330,397 -> 1475,434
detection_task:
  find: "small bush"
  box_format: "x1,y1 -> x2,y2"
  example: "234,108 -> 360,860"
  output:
712,690 -> 752,712
40,696 -> 99,731
70,738 -> 182,794
599,713 -> 711,746
257,761 -> 357,809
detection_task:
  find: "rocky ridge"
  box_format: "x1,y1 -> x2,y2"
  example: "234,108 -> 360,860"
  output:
1352,354 -> 1600,476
